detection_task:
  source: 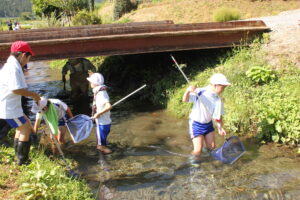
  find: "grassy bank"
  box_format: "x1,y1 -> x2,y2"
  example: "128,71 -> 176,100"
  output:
0,146 -> 94,200
167,36 -> 300,148
98,0 -> 300,24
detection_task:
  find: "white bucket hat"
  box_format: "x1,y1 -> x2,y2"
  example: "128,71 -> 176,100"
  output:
87,73 -> 104,86
210,73 -> 231,86
31,96 -> 48,113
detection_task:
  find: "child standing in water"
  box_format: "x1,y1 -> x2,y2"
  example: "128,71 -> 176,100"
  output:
182,73 -> 231,157
87,73 -> 112,154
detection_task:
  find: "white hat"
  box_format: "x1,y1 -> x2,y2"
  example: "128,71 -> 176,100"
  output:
87,73 -> 104,86
31,96 -> 48,113
210,73 -> 231,86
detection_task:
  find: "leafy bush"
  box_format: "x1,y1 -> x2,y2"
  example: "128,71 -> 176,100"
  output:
246,65 -> 278,85
113,0 -> 138,20
72,10 -> 101,26
255,88 -> 300,144
213,7 -> 241,22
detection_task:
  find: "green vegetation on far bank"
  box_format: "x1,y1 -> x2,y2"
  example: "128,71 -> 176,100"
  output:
0,146 -> 94,200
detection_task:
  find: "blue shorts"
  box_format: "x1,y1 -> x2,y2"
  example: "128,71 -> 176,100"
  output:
5,116 -> 27,128
96,124 -> 111,146
58,114 -> 68,126
189,119 -> 214,138
58,118 -> 66,126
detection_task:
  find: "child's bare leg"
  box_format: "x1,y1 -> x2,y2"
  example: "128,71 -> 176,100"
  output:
204,131 -> 216,150
17,120 -> 32,141
192,135 -> 204,156
58,126 -> 66,144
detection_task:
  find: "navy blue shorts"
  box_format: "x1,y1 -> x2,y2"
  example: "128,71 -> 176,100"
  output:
189,120 -> 214,138
5,116 -> 27,128
96,124 -> 111,146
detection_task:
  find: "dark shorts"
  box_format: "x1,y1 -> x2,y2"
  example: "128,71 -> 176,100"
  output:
96,124 -> 111,146
189,120 -> 214,138
5,116 -> 27,128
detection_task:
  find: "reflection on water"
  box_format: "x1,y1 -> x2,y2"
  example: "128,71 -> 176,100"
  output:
25,61 -> 300,200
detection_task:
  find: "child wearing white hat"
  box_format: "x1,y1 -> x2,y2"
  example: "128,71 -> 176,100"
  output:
87,73 -> 112,154
31,97 -> 73,148
182,73 -> 231,159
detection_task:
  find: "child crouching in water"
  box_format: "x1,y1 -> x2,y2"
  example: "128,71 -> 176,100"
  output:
182,73 -> 231,157
87,73 -> 112,154
31,97 -> 73,152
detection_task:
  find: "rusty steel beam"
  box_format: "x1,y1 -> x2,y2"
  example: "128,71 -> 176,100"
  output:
0,20 -> 174,37
0,20 -> 269,61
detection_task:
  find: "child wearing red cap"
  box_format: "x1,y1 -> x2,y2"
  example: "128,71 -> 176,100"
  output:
0,41 -> 40,165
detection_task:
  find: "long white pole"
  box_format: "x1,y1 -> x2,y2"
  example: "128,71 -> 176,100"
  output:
170,54 -> 190,83
112,84 -> 147,107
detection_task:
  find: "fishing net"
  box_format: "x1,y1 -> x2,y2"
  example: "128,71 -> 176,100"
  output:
212,136 -> 246,164
66,114 -> 93,143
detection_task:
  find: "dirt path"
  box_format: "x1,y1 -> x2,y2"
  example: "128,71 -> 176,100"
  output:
252,9 -> 300,68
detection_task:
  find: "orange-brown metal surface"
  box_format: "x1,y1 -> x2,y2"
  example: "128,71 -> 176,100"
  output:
0,20 -> 269,61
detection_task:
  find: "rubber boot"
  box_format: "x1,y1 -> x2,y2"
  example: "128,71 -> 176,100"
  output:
14,138 -> 19,159
17,141 -> 31,166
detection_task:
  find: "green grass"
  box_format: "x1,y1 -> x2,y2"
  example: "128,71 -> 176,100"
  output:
0,146 -> 94,200
213,7 -> 241,22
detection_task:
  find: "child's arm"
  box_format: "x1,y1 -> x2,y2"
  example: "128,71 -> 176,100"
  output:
215,117 -> 226,136
33,113 -> 42,134
92,102 -> 112,119
66,107 -> 74,119
182,85 -> 196,102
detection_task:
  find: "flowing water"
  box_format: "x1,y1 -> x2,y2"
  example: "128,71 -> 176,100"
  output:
25,61 -> 300,200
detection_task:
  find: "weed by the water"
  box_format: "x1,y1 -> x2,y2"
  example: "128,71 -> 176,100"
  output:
0,147 -> 94,200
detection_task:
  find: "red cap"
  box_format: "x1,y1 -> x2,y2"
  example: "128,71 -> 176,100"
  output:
10,41 -> 35,56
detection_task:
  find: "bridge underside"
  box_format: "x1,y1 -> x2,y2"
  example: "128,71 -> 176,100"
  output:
0,20 -> 269,62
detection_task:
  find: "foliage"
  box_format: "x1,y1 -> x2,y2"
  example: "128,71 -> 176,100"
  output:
0,0 -> 32,17
49,59 -> 67,69
15,149 -> 94,200
50,0 -> 89,17
246,65 -> 278,85
0,147 -> 15,164
31,0 -> 91,25
254,84 -> 300,145
113,0 -> 137,20
72,10 -> 101,25
31,0 -> 62,19
213,7 -> 241,22
116,17 -> 132,23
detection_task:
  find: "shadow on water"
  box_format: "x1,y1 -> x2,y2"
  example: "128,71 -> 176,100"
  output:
24,61 -> 300,200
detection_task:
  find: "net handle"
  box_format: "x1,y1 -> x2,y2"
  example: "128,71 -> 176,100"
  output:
112,84 -> 147,107
170,54 -> 190,83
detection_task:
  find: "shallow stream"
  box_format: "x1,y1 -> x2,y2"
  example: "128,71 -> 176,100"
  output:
25,61 -> 300,200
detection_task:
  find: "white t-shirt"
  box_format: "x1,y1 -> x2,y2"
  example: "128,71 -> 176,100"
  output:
36,99 -> 68,120
0,56 -> 27,119
94,88 -> 111,125
189,87 -> 224,124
